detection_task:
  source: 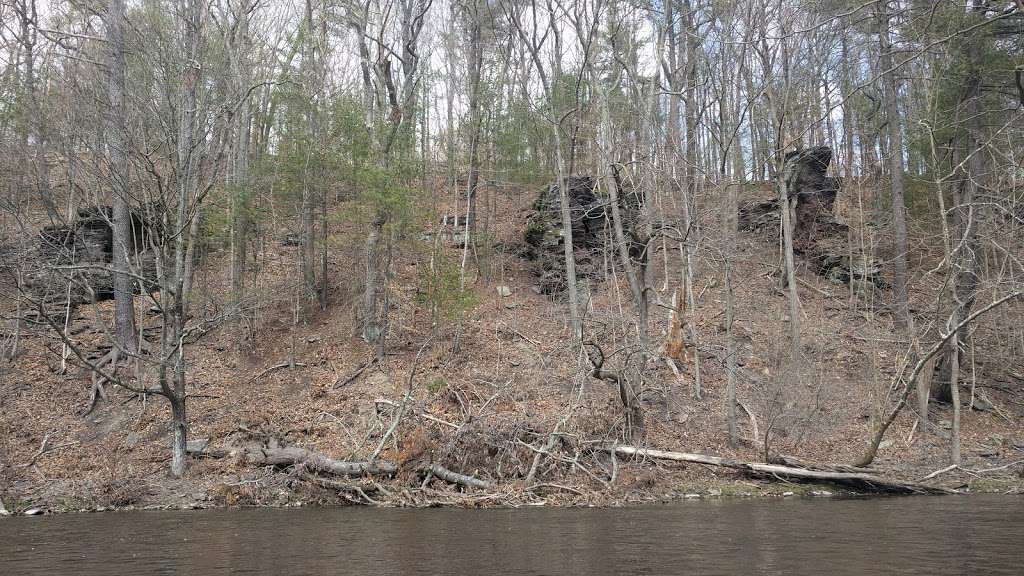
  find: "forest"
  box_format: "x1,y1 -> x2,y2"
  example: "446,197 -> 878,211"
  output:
0,0 -> 1022,512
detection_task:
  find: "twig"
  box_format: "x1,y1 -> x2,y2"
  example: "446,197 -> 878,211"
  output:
245,361 -> 307,385
375,399 -> 460,429
527,482 -> 586,496
920,464 -> 959,481
20,434 -> 80,469
334,357 -> 376,388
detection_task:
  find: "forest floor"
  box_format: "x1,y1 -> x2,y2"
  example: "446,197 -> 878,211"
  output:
2,178 -> 1023,514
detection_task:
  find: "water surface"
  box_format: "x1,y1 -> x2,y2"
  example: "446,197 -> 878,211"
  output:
2,495 -> 1022,575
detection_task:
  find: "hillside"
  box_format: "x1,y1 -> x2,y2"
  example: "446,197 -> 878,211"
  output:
1,177 -> 1022,513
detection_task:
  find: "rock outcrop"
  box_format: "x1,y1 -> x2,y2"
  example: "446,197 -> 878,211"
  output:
27,204 -> 162,308
522,176 -> 641,293
739,146 -> 884,290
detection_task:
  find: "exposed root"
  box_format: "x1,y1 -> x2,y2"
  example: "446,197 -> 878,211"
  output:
82,347 -> 120,416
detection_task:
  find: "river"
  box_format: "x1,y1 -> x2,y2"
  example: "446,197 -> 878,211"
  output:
2,495 -> 1022,575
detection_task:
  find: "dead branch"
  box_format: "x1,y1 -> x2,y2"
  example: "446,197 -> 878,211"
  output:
295,470 -> 380,504
334,357 -> 376,388
19,433 -> 79,468
245,361 -> 307,386
920,464 -> 959,481
612,446 -> 954,494
424,464 -> 491,489
243,445 -> 397,477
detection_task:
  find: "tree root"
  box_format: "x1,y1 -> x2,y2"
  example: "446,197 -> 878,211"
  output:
82,348 -> 120,416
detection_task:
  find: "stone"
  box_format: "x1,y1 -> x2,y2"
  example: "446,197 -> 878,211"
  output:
737,145 -> 884,290
496,285 -> 512,297
521,176 -> 643,294
29,203 -> 163,307
22,507 -> 44,516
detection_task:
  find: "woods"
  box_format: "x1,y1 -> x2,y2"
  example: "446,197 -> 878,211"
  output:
0,0 -> 1022,511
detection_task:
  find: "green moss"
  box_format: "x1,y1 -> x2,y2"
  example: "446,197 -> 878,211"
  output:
523,219 -> 546,246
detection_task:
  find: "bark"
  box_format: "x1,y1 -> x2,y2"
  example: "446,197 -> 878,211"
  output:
244,445 -> 398,476
877,2 -> 912,336
169,391 -> 188,478
107,0 -> 138,355
362,210 -> 386,350
228,5 -> 253,322
613,446 -> 952,494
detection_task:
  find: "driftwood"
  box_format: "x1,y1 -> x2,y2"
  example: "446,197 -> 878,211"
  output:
612,446 -> 953,494
243,446 -> 397,476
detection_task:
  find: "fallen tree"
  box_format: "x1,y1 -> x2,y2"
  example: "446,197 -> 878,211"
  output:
611,446 -> 954,494
204,437 -> 491,492
240,445 -> 398,476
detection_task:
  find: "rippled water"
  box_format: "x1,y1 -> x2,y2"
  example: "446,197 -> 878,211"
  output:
2,495 -> 1022,575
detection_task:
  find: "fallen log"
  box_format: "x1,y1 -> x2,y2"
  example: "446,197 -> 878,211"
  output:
295,471 -> 381,504
424,464 -> 491,489
611,446 -> 953,494
243,446 -> 397,477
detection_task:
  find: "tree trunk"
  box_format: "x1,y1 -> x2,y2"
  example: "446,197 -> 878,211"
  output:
933,11 -> 985,404
877,1 -> 912,336
107,0 -> 138,355
778,156 -> 802,358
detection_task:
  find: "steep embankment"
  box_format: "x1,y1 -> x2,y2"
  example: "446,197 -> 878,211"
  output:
1,181 -> 1022,513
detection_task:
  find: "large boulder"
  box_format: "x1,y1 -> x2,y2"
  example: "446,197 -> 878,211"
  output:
522,176 -> 641,293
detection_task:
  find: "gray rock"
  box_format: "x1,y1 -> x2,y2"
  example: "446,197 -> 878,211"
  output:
496,285 -> 513,297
